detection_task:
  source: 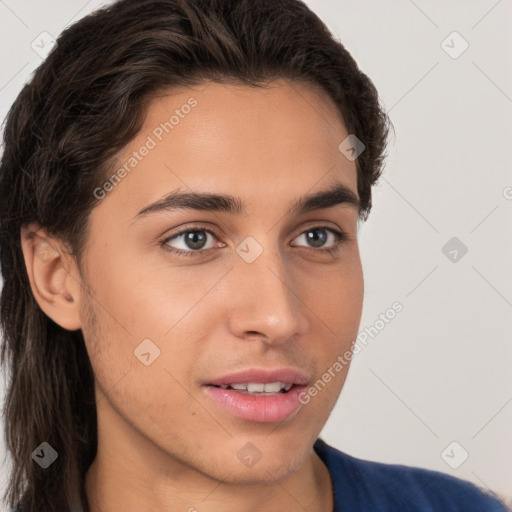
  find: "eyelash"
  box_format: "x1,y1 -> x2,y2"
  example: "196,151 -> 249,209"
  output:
160,224 -> 348,258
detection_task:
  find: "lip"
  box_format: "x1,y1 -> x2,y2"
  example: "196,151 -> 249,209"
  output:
205,367 -> 310,387
203,367 -> 310,423
203,384 -> 307,423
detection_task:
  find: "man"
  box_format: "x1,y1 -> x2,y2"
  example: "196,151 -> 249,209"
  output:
0,1 -> 508,511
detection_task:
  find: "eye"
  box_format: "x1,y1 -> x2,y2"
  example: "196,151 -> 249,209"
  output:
291,227 -> 347,253
162,225 -> 219,256
160,224 -> 347,257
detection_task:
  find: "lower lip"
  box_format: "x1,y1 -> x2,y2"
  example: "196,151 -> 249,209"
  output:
203,385 -> 307,423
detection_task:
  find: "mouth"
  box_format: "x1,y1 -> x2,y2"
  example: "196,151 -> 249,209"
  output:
203,368 -> 310,423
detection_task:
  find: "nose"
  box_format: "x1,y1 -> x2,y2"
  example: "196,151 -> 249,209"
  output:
227,242 -> 308,345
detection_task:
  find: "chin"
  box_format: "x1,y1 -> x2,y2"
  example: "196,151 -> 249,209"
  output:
202,437 -> 312,485
221,456 -> 306,486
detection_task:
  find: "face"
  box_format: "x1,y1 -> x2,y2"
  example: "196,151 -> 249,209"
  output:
78,79 -> 363,484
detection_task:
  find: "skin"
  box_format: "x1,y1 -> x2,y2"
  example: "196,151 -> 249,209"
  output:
21,79 -> 364,512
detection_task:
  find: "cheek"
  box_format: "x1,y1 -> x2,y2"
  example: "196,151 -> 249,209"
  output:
80,291 -> 201,430
305,257 -> 363,394
309,256 -> 364,336
78,255 -> 223,406
85,248 -> 216,340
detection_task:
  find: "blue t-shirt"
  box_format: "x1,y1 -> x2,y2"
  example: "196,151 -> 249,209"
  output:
313,437 -> 509,511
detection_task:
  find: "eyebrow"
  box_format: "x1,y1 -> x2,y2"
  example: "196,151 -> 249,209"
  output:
134,182 -> 360,220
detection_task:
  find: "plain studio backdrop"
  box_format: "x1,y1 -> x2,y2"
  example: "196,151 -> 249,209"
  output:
0,0 -> 511,508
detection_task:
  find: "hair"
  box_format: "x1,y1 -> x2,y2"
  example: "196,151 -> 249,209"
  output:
0,0 -> 390,510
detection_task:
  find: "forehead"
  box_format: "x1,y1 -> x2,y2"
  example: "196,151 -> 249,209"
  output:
96,80 -> 358,219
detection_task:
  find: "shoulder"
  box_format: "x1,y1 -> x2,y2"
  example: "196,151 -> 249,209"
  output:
314,438 -> 509,512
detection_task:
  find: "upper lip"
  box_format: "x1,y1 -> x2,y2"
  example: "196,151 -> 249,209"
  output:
206,367 -> 310,387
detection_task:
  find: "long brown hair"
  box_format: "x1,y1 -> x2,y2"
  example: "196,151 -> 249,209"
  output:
0,0 -> 390,510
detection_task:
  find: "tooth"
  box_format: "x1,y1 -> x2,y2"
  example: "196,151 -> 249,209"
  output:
228,382 -> 292,394
263,382 -> 282,393
247,383 -> 265,393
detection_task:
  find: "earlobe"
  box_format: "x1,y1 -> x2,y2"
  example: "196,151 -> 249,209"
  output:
20,222 -> 83,331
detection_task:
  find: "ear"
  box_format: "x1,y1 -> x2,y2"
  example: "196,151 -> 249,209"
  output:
20,222 -> 83,331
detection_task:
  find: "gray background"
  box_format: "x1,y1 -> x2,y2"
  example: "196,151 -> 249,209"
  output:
1,0 -> 511,508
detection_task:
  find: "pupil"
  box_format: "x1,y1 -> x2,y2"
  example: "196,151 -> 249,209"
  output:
307,229 -> 327,248
186,231 -> 207,250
